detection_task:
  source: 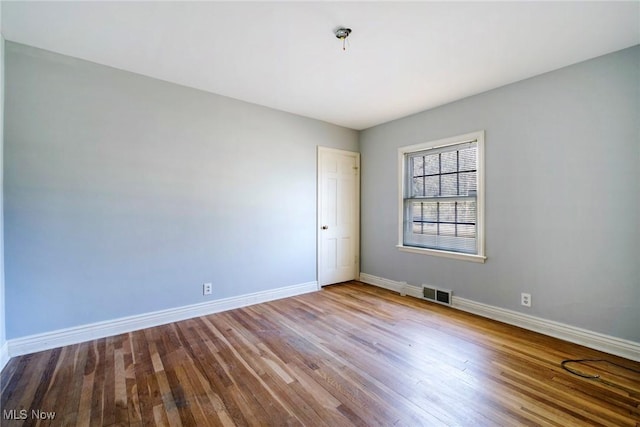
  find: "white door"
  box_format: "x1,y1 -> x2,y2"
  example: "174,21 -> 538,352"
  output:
317,147 -> 360,287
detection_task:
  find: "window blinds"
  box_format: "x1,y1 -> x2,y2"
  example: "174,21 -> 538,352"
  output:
404,140 -> 478,254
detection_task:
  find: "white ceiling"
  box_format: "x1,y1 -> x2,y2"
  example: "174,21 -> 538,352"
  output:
2,1 -> 639,130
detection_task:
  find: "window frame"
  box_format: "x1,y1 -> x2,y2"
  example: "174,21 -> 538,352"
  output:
397,131 -> 486,263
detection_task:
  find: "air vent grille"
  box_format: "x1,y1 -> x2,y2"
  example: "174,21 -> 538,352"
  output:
423,286 -> 436,300
422,285 -> 452,306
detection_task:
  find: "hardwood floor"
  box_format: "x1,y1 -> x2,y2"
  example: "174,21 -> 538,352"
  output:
1,282 -> 639,426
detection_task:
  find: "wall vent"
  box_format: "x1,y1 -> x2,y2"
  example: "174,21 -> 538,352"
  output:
422,285 -> 452,306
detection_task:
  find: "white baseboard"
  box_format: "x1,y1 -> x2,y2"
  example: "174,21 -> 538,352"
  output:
0,340 -> 9,372
359,273 -> 640,362
359,273 -> 405,293
7,281 -> 318,359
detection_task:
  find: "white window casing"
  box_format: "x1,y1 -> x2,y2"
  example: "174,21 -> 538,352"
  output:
397,131 -> 486,263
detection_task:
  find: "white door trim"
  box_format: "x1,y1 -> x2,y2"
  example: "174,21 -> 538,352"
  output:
317,146 -> 361,287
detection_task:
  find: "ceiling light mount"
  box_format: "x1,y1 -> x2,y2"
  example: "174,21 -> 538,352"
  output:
335,27 -> 351,39
334,27 -> 352,51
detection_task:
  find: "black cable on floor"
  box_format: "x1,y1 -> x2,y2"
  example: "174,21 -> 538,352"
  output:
561,358 -> 640,379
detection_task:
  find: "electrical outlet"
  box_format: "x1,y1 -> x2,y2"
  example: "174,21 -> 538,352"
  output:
521,293 -> 531,307
203,283 -> 212,296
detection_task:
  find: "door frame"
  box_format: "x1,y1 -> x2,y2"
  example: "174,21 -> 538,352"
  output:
317,146 -> 361,288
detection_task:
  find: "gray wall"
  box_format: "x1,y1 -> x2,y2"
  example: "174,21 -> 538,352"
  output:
4,40 -> 639,345
4,42 -> 357,338
360,46 -> 640,342
0,29 -> 5,350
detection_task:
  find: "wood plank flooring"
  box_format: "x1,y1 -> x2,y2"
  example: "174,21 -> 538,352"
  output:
1,281 -> 639,426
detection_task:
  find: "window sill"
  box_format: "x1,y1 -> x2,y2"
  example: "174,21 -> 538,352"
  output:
396,245 -> 486,263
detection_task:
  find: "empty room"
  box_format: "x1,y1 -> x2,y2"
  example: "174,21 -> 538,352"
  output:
0,1 -> 639,426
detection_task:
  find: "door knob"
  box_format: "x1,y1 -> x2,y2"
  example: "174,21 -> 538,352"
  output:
321,225 -> 329,230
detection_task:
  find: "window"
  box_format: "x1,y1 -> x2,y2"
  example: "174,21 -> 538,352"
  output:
397,131 -> 485,262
